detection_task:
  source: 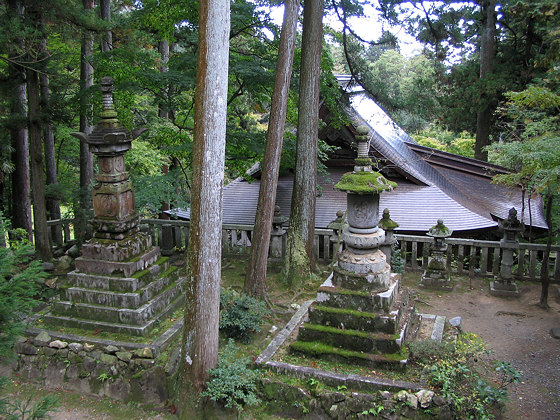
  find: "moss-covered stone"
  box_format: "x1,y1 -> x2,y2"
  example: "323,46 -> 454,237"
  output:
290,340 -> 407,370
335,171 -> 396,195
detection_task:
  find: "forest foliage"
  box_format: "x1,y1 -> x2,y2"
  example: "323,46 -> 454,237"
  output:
0,0 -> 557,236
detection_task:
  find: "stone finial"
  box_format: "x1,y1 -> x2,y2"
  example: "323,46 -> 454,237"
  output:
327,210 -> 346,235
100,76 -> 118,122
378,208 -> 399,231
272,205 -> 288,228
427,219 -> 452,238
501,207 -> 523,230
353,125 -> 374,171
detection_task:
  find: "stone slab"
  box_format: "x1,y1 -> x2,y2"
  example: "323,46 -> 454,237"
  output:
262,360 -> 423,392
418,314 -> 446,342
489,281 -> 520,297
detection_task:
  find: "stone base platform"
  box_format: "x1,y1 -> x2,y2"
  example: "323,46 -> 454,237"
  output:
489,280 -> 520,297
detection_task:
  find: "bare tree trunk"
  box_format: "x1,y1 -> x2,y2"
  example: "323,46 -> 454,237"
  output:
8,0 -> 32,241
179,0 -> 230,398
27,67 -> 52,261
474,0 -> 496,162
158,38 -> 171,219
40,38 -> 62,245
77,0 -> 95,242
99,0 -> 112,52
244,0 -> 299,298
284,0 -> 324,286
539,193 -> 553,308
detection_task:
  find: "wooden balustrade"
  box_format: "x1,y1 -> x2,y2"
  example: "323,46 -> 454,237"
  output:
46,218 -> 559,283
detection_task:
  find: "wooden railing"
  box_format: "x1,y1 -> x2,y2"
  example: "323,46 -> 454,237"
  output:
47,218 -> 559,283
395,234 -> 560,282
47,219 -> 74,249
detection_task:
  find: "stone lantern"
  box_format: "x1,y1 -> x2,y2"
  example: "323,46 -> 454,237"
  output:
378,208 -> 399,262
420,219 -> 453,289
269,205 -> 288,260
490,207 -> 523,296
327,210 -> 346,259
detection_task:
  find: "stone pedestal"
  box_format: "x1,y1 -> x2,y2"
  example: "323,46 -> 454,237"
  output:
290,126 -> 417,369
44,77 -> 185,336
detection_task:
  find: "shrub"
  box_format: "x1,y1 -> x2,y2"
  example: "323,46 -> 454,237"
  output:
0,215 -> 48,358
0,377 -> 59,419
390,246 -> 405,274
410,333 -> 520,419
202,339 -> 261,411
219,289 -> 269,342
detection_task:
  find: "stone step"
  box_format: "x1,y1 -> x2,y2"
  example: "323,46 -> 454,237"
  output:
62,266 -> 178,309
308,304 -> 400,334
51,277 -> 185,326
289,340 -> 407,370
66,257 -> 170,292
315,278 -> 399,313
332,264 -> 391,292
43,293 -> 184,337
298,323 -> 402,354
74,247 -> 160,277
80,232 -> 153,262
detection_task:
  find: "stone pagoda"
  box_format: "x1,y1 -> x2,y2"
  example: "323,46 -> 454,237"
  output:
290,126 -> 417,369
44,77 -> 185,336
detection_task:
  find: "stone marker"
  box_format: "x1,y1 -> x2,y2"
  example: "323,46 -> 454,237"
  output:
490,207 -> 522,297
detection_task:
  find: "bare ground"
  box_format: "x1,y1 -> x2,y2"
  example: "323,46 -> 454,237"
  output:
409,275 -> 560,420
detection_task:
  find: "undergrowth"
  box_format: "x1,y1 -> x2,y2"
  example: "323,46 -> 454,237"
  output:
202,339 -> 261,411
219,289 -> 269,343
409,333 -> 521,419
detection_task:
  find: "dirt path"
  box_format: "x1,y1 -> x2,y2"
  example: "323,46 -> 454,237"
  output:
411,277 -> 560,420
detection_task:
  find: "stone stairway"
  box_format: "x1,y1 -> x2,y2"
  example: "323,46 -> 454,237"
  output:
290,270 -> 417,370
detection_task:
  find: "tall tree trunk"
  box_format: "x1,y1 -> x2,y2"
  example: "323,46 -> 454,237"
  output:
27,67 -> 52,261
179,0 -> 230,398
284,0 -> 324,286
474,0 -> 496,161
26,5 -> 52,261
8,0 -> 32,241
539,193 -> 553,308
99,0 -> 112,52
40,39 -> 62,245
244,0 -> 299,298
77,0 -> 95,242
158,38 -> 171,219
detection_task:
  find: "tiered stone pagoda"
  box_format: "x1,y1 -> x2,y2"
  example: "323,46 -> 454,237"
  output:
290,126 -> 417,369
44,77 -> 185,336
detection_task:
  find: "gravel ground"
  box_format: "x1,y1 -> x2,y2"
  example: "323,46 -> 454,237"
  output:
413,277 -> 560,420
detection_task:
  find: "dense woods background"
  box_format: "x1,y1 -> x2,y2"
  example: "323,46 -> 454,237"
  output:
0,0 -> 558,256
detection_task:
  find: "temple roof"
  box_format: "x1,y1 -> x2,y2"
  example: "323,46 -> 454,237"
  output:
168,75 -> 547,234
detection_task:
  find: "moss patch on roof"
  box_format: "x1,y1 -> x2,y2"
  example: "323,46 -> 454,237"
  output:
335,171 -> 397,194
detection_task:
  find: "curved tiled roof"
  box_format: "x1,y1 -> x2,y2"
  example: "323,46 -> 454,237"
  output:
168,75 -> 547,234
